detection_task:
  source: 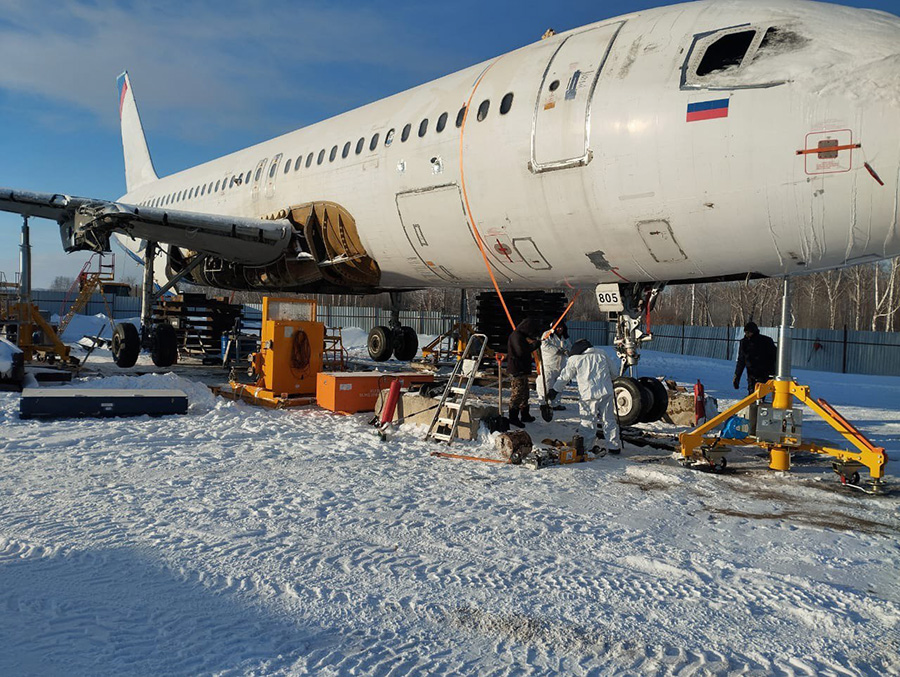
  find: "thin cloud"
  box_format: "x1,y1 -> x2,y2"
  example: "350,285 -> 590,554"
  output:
0,0 -> 456,139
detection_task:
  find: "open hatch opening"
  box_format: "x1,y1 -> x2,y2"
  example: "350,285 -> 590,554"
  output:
696,30 -> 756,76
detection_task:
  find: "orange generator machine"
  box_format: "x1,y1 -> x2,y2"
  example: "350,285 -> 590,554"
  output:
219,297 -> 324,407
254,297 -> 323,396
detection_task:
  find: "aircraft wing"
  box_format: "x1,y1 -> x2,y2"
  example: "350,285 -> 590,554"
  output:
0,187 -> 293,266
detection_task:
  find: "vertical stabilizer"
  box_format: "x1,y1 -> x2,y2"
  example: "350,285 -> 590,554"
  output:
117,71 -> 158,192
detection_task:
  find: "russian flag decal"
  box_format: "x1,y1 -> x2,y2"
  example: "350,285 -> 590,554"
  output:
686,98 -> 729,122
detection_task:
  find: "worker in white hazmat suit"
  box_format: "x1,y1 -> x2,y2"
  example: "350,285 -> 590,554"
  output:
547,338 -> 621,454
535,322 -> 571,408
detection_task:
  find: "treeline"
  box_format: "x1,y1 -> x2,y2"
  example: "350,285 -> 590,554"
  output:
651,259 -> 900,331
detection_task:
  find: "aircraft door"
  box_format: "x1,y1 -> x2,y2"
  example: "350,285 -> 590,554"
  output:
265,153 -> 282,199
250,157 -> 268,203
531,22 -> 624,172
396,184 -> 487,283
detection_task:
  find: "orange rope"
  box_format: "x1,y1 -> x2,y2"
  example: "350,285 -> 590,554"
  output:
551,291 -> 580,332
458,60 -> 517,331
458,63 -> 582,337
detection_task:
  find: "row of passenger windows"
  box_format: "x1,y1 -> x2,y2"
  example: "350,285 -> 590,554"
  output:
137,91 -> 514,209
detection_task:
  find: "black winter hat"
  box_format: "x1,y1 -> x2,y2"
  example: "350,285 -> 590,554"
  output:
744,321 -> 759,334
570,338 -> 592,355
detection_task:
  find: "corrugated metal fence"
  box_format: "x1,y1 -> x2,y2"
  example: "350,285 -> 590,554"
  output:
241,304 -> 456,337
568,321 -> 900,377
28,291 -> 900,376
31,290 -> 141,320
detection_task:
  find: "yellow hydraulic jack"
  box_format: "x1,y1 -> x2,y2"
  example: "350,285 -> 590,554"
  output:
679,278 -> 888,493
2,217 -> 78,367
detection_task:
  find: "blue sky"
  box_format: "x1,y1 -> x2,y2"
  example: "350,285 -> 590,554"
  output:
1,0 -> 896,288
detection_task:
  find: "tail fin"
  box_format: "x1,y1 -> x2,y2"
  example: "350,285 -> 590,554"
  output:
117,71 -> 158,192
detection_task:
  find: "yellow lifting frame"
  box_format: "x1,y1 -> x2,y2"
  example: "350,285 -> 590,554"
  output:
10,302 -> 77,366
679,379 -> 888,480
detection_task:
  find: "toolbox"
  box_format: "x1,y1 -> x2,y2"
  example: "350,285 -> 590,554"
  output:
316,371 -> 434,414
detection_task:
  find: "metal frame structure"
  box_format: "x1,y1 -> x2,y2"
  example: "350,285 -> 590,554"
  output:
679,278 -> 888,489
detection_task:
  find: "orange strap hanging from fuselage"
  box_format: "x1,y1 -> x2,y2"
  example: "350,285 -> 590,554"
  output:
458,60 -> 580,337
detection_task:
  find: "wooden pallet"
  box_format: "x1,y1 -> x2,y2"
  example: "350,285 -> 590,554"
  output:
152,293 -> 243,359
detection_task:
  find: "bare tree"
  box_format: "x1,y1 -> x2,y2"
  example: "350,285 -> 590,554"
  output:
49,276 -> 75,291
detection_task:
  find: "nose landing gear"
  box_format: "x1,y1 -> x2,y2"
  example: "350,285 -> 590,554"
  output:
600,282 -> 668,425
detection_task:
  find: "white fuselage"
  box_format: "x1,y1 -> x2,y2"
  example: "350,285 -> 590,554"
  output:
119,0 -> 900,291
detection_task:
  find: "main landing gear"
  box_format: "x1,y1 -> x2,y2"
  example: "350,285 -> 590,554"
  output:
600,282 -> 669,425
367,292 -> 418,362
110,240 -> 178,368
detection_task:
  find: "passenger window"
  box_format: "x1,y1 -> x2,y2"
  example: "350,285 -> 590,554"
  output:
356,137 -> 365,154
229,176 -> 235,188
306,153 -> 314,168
436,112 -> 448,133
317,149 -> 325,165
330,145 -> 338,162
548,80 -> 560,92
255,166 -> 263,182
696,30 -> 756,76
500,92 -> 514,115
455,106 -> 466,128
245,170 -> 252,184
401,124 -> 411,142
342,141 -> 351,158
201,185 -> 206,196
284,158 -> 292,173
268,163 -> 277,178
215,180 -> 221,192
385,128 -> 394,146
369,133 -> 380,151
418,118 -> 428,137
477,100 -> 490,121
295,156 -> 302,170
188,188 -> 193,199
208,182 -> 214,193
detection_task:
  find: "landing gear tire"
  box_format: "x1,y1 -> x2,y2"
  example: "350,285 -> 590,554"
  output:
613,376 -> 645,427
150,322 -> 178,367
392,326 -> 418,362
367,325 -> 393,362
638,376 -> 669,423
111,322 -> 140,368
636,383 -> 655,423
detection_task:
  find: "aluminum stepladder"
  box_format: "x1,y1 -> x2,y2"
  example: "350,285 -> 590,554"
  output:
425,333 -> 488,445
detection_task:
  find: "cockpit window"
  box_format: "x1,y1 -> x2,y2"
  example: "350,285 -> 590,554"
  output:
696,30 -> 755,77
682,24 -> 801,90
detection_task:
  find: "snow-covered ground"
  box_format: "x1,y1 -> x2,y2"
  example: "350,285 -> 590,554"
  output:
1,324 -> 898,675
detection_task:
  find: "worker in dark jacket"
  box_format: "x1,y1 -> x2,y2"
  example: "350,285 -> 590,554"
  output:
734,321 -> 777,393
507,318 -> 541,428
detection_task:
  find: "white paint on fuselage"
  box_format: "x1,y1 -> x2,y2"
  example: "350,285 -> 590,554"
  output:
118,0 -> 900,291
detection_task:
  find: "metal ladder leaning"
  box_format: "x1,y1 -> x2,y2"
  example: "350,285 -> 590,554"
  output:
425,333 -> 488,445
